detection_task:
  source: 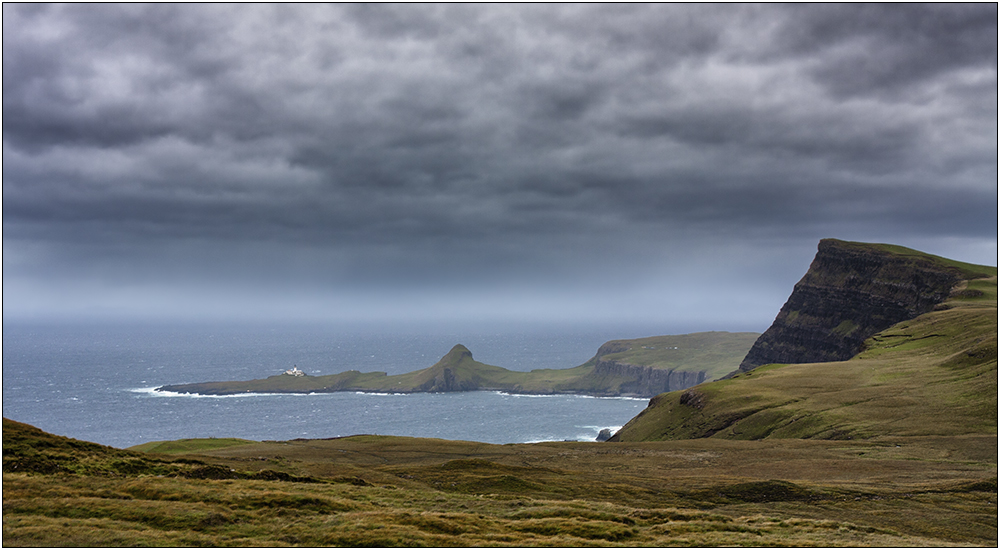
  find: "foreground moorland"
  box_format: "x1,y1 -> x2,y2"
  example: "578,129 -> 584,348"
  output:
3,419 -> 996,546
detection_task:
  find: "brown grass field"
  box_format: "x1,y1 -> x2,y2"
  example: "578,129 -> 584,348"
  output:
3,418 -> 996,546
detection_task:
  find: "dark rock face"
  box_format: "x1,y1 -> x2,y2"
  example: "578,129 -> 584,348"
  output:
417,345 -> 483,392
418,368 -> 459,392
596,428 -> 613,442
593,357 -> 708,395
738,239 -> 963,373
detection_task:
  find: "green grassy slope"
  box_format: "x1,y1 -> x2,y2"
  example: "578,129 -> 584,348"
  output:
1,419 -> 312,482
612,273 -> 997,442
839,239 -> 997,280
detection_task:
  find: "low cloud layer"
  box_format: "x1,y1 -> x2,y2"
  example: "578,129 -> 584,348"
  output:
4,4 -> 996,325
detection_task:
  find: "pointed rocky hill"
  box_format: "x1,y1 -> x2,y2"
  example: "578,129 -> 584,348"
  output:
378,344 -> 515,392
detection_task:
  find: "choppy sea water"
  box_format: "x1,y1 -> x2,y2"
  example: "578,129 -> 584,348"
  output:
2,321 -> 666,448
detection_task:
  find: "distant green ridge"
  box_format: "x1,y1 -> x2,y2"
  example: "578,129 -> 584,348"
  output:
156,333 -> 758,398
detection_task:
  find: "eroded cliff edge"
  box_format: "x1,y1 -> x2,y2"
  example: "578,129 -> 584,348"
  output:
580,333 -> 758,395
736,238 -> 995,373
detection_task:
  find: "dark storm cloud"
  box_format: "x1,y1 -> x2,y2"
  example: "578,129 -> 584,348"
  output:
3,4 -> 996,322
766,4 -> 998,98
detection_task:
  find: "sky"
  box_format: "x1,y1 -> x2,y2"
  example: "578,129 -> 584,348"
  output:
3,4 -> 997,328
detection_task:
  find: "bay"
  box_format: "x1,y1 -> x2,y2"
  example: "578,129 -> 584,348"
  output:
2,320 -> 667,448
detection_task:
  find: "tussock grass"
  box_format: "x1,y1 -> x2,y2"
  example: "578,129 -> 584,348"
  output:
129,438 -> 257,454
4,417 -> 996,546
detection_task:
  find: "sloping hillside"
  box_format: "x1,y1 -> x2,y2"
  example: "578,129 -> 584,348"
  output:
612,244 -> 997,443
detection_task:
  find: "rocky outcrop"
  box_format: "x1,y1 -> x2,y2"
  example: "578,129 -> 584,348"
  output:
593,358 -> 708,395
596,428 -> 613,442
737,239 -> 974,373
416,367 -> 482,392
414,345 -> 500,392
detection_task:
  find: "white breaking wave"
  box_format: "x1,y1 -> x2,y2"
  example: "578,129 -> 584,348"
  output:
130,387 -> 310,399
496,391 -> 646,401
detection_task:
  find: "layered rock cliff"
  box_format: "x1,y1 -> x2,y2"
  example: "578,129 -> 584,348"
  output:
591,350 -> 709,396
737,239 -> 991,373
593,359 -> 708,395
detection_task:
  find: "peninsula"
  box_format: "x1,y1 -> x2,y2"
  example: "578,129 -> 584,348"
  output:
156,331 -> 760,398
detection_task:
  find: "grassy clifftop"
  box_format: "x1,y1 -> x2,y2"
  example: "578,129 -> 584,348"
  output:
577,332 -> 760,378
612,253 -> 997,442
836,239 -> 997,280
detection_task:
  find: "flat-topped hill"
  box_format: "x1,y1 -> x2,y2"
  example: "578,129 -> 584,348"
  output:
157,333 -> 758,398
612,242 -> 997,442
554,332 -> 760,396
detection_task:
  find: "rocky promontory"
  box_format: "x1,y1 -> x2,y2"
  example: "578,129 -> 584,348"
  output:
591,356 -> 708,396
158,333 -> 758,398
737,239 -> 995,373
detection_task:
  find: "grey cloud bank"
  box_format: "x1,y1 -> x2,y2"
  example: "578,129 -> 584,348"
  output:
3,4 -> 997,325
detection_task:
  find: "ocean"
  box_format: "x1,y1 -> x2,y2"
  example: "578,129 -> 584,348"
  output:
2,320 -> 673,448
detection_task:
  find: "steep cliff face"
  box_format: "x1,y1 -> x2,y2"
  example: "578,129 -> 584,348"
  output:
737,239 -> 985,373
592,358 -> 708,395
583,332 -> 759,396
